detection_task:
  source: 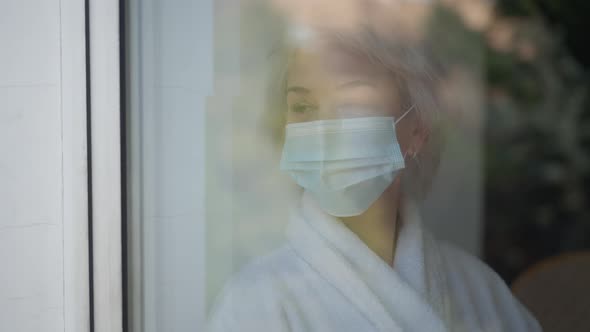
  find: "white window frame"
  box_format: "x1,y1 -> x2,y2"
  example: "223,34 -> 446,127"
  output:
87,0 -> 124,332
61,0 -> 92,331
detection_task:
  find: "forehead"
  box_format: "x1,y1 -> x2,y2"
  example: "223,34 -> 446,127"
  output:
287,43 -> 386,85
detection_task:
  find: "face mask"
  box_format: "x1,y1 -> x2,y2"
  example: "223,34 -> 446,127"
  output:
280,105 -> 415,217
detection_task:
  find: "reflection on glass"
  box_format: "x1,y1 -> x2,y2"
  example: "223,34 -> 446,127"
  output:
206,1 -> 541,331
127,0 -> 590,331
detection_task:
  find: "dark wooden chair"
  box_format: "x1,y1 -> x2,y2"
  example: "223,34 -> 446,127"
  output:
511,251 -> 590,332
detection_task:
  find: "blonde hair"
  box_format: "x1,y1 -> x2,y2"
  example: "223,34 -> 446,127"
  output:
264,24 -> 446,200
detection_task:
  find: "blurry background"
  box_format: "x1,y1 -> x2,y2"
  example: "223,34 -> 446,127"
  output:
481,0 -> 590,283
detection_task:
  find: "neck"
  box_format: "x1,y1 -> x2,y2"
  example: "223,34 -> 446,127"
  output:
340,183 -> 402,265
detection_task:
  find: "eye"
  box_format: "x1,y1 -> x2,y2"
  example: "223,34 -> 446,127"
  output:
289,102 -> 317,114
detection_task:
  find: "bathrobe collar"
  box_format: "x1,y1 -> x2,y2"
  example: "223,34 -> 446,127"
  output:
286,192 -> 453,331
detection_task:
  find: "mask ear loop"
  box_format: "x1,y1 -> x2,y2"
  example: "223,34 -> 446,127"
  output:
394,104 -> 416,125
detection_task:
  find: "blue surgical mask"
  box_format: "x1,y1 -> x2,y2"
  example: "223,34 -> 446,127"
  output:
280,105 -> 415,217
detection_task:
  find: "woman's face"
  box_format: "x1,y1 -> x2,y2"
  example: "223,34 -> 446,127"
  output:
285,43 -> 420,155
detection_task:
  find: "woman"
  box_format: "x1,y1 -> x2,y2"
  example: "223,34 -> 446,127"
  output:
207,15 -> 541,332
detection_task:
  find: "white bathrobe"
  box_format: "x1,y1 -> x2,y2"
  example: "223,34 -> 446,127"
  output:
207,193 -> 541,331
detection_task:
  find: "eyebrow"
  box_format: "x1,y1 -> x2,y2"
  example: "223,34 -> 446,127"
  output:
286,86 -> 310,94
286,80 -> 376,95
336,79 -> 376,90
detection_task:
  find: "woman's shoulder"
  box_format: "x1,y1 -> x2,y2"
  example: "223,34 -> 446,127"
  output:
206,245 -> 303,332
436,241 -> 542,331
231,244 -> 306,286
213,245 -> 300,300
437,240 -> 501,283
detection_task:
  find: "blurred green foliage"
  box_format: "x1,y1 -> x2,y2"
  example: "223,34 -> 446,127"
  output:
484,0 -> 590,282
